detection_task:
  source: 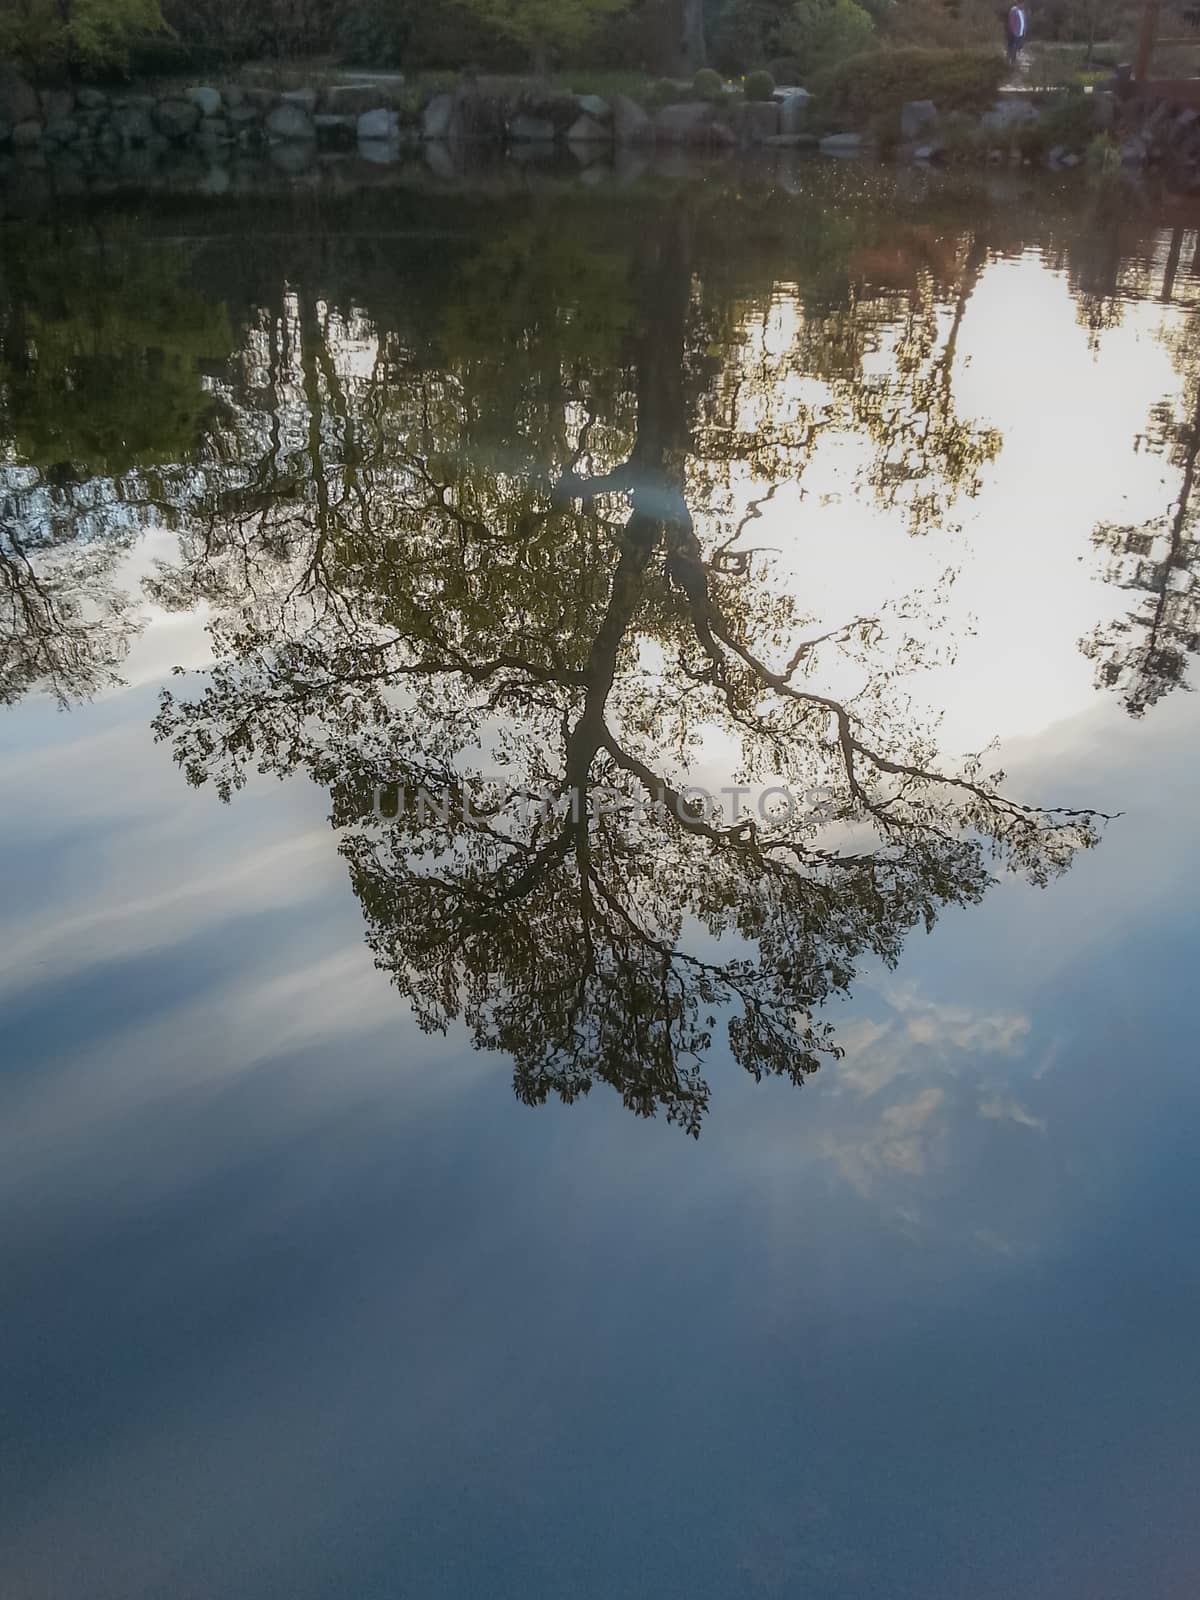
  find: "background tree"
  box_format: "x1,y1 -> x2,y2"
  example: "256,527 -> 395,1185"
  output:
0,0 -> 163,73
457,0 -> 634,69
142,193 -> 1104,1132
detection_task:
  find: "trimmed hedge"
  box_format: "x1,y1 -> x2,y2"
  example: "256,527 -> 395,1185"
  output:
814,46 -> 1007,128
744,68 -> 776,101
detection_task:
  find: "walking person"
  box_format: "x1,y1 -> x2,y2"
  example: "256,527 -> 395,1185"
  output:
1006,1 -> 1028,67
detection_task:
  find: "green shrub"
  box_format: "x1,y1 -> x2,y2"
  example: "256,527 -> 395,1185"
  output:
744,68 -> 776,101
643,77 -> 685,109
767,55 -> 805,83
814,46 -> 1006,128
783,0 -> 874,80
693,66 -> 724,99
1014,88 -> 1097,159
337,0 -> 414,66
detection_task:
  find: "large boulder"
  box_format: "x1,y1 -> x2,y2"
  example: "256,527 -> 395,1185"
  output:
567,113 -> 611,145
188,86 -> 223,118
155,99 -> 202,141
76,87 -> 109,111
196,118 -> 233,150
778,90 -> 810,136
12,121 -> 43,149
981,97 -> 1038,134
731,100 -> 779,146
266,102 -> 315,142
40,87 -> 75,123
422,93 -> 454,140
611,93 -> 653,146
280,87 -> 319,114
655,101 -> 716,144
113,105 -> 154,145
323,83 -> 401,115
0,66 -> 39,126
509,114 -> 556,142
819,131 -> 864,154
576,93 -> 611,122
42,118 -> 80,145
900,99 -> 937,140
358,108 -> 399,140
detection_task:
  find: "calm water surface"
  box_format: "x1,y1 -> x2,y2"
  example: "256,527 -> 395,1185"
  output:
2,164 -> 1199,1597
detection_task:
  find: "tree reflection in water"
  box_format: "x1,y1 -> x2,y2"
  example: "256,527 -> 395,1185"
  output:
2,178 -> 1137,1129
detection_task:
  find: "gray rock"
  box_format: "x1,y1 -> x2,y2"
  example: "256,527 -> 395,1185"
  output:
0,67 -> 40,126
901,98 -> 937,140
778,90 -> 811,136
229,104 -> 260,127
222,83 -> 247,109
1092,89 -> 1116,131
1061,151 -> 1081,167
611,92 -> 653,146
200,164 -> 231,194
1047,142 -> 1067,167
764,131 -> 817,148
196,119 -> 232,149
113,106 -> 153,145
155,99 -> 201,141
820,131 -> 863,155
981,97 -> 1038,134
323,83 -> 399,115
655,101 -> 715,143
123,94 -> 158,112
40,88 -> 75,123
270,139 -> 316,174
423,140 -> 459,179
422,93 -> 454,141
358,137 -> 401,165
266,103 -> 315,142
42,118 -> 79,145
731,100 -> 779,146
576,93 -> 611,122
13,119 -> 43,149
76,87 -> 109,111
189,86 -> 223,117
357,108 -> 399,140
280,88 -> 319,114
1120,135 -> 1146,164
912,142 -> 943,163
567,113 -> 611,144
509,114 -> 557,142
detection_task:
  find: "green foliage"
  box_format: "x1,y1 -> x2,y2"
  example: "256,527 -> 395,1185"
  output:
456,0 -> 633,65
744,66 -> 776,98
0,0 -> 164,72
336,0 -> 415,66
815,46 -> 1006,127
0,234 -> 232,477
693,65 -> 724,97
644,75 -> 687,107
713,0 -> 792,73
782,0 -> 873,78
1015,87 -> 1097,157
1086,129 -> 1120,171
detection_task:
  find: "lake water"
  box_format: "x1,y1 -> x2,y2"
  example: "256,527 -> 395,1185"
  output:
2,161 -> 1199,1598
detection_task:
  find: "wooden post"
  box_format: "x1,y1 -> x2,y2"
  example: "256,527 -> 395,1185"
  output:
1134,0 -> 1162,83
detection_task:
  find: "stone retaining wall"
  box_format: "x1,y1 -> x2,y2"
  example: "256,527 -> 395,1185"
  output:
0,66 -> 816,169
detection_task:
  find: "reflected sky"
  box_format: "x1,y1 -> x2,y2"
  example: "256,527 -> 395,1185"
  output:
2,169 -> 1199,1598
